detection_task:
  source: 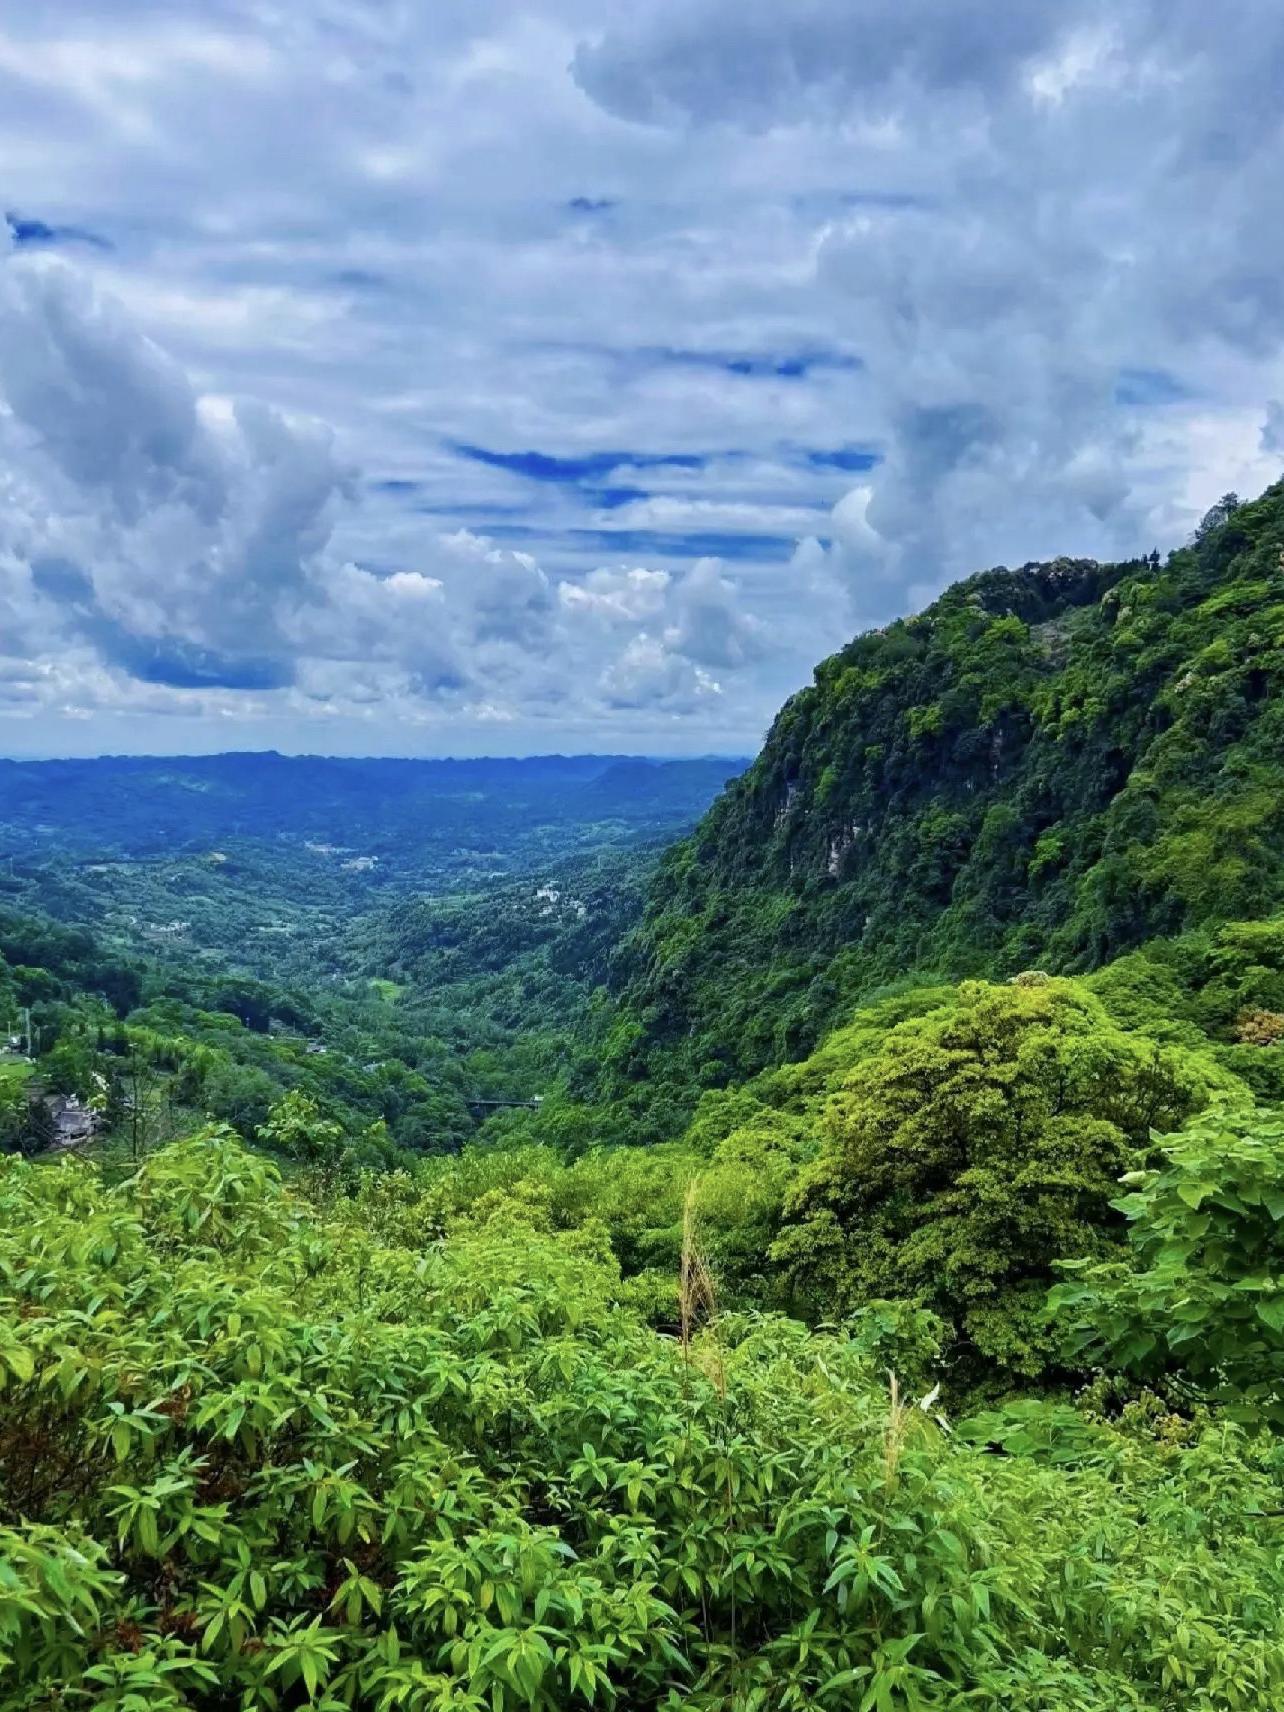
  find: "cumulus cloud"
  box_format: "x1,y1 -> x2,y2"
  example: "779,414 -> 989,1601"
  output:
0,257 -> 212,520
558,566 -> 670,625
0,255 -> 353,691
663,556 -> 764,669
600,633 -> 721,713
285,563 -> 464,697
0,241 -> 780,742
575,0 -> 1284,612
439,531 -> 553,646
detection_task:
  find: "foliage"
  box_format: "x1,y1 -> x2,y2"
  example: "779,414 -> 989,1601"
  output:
607,480 -> 1284,1107
1052,1106 -> 1284,1426
13,485 -> 1284,1706
0,755 -> 736,1162
770,977 -> 1234,1377
0,753 -> 735,882
5,1137 -> 1284,1709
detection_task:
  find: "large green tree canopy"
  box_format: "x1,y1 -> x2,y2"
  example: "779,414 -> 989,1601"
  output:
768,977 -> 1235,1374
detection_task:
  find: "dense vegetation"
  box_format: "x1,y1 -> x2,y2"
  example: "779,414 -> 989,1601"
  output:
0,757 -> 734,1156
0,753 -> 736,991
9,486 -> 1284,1705
7,1131 -> 1284,1710
607,484 -> 1284,1097
0,753 -> 735,871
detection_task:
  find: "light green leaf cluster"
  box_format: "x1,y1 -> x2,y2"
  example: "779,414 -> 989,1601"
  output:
4,1132 -> 1284,1709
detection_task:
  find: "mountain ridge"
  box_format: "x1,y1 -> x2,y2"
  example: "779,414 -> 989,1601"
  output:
605,480 -> 1284,1093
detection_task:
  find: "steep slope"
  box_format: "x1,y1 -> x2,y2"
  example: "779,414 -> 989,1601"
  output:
607,482 -> 1284,1090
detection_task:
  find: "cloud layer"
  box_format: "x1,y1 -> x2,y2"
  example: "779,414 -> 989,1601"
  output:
1,0 -> 1282,754
578,0 -> 1284,606
0,250 -> 806,748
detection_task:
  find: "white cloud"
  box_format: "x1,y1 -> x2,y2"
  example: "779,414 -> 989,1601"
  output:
2,0 -> 1283,754
575,0 -> 1284,613
600,634 -> 721,712
0,255 -> 354,691
438,530 -> 553,645
0,254 -> 212,518
663,557 -> 765,670
557,567 -> 669,628
593,495 -> 822,533
0,241 -> 783,740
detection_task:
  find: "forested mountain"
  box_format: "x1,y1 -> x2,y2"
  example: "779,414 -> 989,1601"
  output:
608,486 -> 1284,1088
0,755 -> 735,1158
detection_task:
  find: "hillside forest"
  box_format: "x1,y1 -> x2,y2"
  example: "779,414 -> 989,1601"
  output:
7,486 -> 1284,1707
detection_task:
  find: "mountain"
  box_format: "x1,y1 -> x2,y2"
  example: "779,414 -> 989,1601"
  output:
0,750 -> 741,995
607,483 -> 1284,1091
0,752 -> 742,1155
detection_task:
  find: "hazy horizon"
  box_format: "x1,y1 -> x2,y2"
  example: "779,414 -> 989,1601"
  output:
0,746 -> 751,765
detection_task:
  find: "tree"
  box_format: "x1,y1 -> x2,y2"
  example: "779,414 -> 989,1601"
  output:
201,1060 -> 278,1137
258,1088 -> 346,1166
17,1090 -> 57,1156
771,976 -> 1217,1377
40,1036 -> 102,1099
0,1077 -> 29,1153
107,1050 -> 176,1164
1193,490 -> 1240,542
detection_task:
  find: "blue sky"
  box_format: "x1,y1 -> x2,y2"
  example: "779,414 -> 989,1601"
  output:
0,1 -> 1282,757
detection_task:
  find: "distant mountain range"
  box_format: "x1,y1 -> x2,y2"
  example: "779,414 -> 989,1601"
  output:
0,752 -> 746,866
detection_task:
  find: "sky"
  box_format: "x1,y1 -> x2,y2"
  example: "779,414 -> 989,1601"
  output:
0,1 -> 1282,759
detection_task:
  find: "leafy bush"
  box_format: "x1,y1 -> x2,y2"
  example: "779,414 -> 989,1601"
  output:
5,1136 -> 1284,1708
1052,1105 -> 1284,1426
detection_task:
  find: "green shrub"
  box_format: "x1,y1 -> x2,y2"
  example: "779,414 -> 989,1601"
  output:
5,1136 -> 1284,1709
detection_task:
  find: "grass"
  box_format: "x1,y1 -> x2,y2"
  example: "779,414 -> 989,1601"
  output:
0,1054 -> 34,1089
